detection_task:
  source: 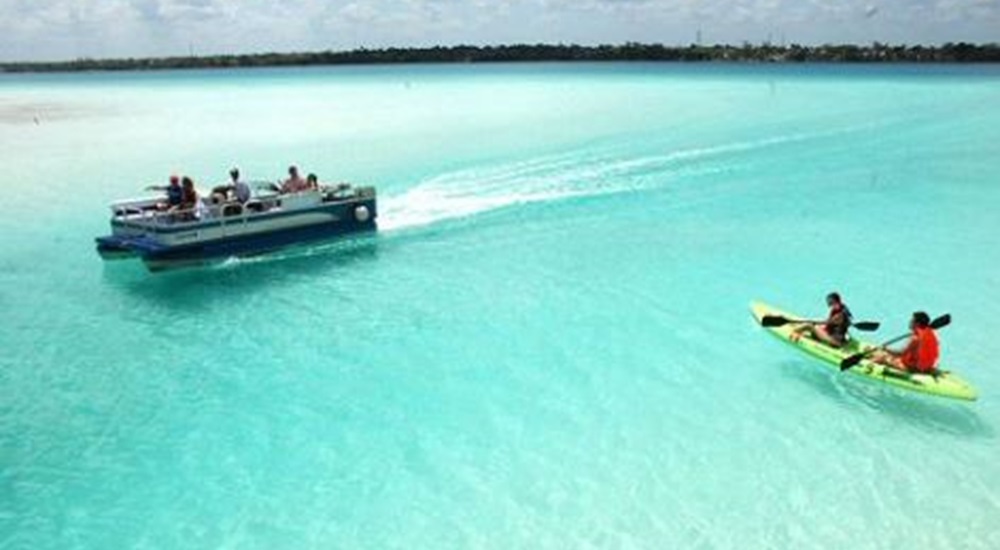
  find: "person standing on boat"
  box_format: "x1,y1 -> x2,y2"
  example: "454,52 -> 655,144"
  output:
870,312 -> 940,373
790,292 -> 853,348
282,165 -> 308,193
147,174 -> 183,210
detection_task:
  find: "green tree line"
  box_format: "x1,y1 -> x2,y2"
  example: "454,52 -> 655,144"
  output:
3,42 -> 999,72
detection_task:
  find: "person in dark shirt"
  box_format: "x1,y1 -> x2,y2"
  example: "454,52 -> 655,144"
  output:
146,174 -> 183,209
791,292 -> 853,348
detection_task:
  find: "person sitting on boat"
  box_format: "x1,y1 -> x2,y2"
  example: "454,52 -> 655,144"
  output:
146,174 -> 183,210
790,292 -> 853,348
173,176 -> 207,220
178,177 -> 197,208
869,311 -> 939,373
281,165 -> 309,193
306,173 -> 319,190
212,167 -> 251,204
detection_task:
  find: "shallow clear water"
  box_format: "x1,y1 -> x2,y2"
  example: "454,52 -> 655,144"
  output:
2,63 -> 1000,548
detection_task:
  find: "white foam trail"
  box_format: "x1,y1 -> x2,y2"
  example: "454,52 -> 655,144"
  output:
379,130 -> 841,232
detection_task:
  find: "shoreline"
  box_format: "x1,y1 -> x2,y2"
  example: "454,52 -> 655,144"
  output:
3,42 -> 999,74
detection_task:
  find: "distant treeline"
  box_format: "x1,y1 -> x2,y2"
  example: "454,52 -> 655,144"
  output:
3,42 -> 1000,72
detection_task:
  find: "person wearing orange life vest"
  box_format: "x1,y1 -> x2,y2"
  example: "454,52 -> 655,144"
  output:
870,311 -> 940,373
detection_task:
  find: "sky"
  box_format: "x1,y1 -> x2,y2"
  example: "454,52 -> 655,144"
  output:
0,0 -> 998,62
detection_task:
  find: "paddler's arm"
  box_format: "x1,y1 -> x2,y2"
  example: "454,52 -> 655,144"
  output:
884,336 -> 918,357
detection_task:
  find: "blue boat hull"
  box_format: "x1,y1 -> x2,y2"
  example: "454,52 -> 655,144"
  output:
146,218 -> 375,270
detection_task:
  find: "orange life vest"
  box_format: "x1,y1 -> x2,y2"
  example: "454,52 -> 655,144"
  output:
901,327 -> 939,372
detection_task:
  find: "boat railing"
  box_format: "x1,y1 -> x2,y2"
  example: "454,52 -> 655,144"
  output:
110,183 -> 373,228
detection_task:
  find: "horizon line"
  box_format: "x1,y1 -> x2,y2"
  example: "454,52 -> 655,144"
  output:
4,41 -> 999,70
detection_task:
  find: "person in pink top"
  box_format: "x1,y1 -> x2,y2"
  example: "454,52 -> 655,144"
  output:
281,165 -> 308,193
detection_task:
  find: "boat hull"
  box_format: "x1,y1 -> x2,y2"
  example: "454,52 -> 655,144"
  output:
142,214 -> 375,270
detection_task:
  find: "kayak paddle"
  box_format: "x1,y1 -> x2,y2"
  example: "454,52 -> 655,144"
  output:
839,313 -> 951,372
760,315 -> 880,332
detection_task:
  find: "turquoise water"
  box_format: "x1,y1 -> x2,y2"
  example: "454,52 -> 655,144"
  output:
3,63 -> 1000,548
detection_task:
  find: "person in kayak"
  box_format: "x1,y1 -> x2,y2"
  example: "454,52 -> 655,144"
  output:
790,292 -> 853,347
870,311 -> 940,373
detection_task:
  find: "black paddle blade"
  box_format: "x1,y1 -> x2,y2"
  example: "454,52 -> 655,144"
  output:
761,315 -> 879,331
840,354 -> 864,371
931,314 -> 951,330
760,315 -> 791,328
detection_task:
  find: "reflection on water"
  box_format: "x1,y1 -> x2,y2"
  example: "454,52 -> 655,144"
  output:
779,360 -> 992,439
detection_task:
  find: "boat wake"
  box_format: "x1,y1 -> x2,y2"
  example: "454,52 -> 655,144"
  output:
177,128 -> 857,271
378,131 -> 830,232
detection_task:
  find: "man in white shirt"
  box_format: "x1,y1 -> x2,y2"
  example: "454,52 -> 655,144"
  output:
212,167 -> 252,204
230,168 -> 251,202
